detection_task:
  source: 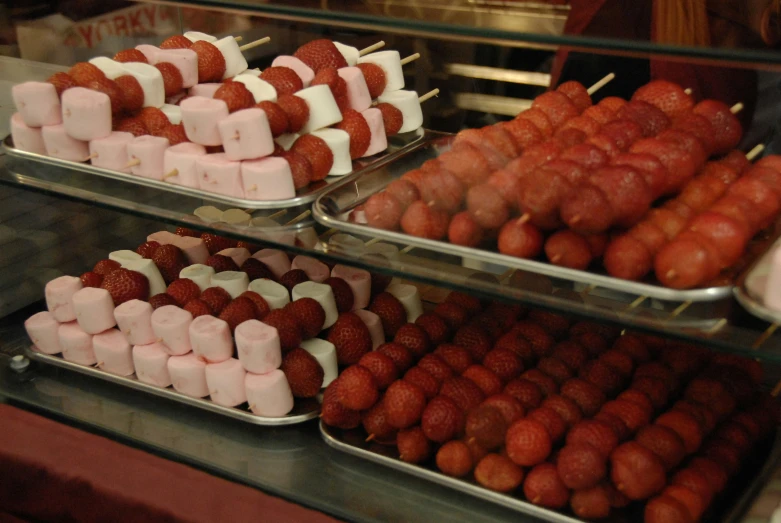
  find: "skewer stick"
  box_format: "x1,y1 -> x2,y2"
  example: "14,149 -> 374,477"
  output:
418,89 -> 439,103
771,377 -> 781,398
706,318 -> 727,335
239,37 -> 271,52
163,169 -> 178,180
730,102 -> 744,114
286,209 -> 311,225
627,295 -> 647,309
684,88 -> 693,96
124,158 -> 141,169
364,237 -> 381,246
248,404 -> 255,411
82,153 -> 98,162
365,434 -> 376,442
669,300 -> 692,318
400,53 -> 421,66
234,36 -> 243,43
268,209 -> 288,220
586,72 -> 616,95
359,41 -> 385,56
752,323 -> 779,349
746,143 -> 766,161
400,245 -> 415,254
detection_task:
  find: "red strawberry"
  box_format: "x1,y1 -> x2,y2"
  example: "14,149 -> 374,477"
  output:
421,395 -> 465,443
257,101 -> 289,137
644,495 -> 694,523
115,117 -> 147,137
93,259 -> 120,275
448,212 -> 484,247
557,443 -> 606,490
80,271 -> 103,288
655,411 -> 703,454
378,342 -> 415,373
190,41 -> 226,83
183,298 -> 212,317
149,293 -> 178,309
205,254 -> 240,274
218,297 -> 258,332
68,62 -> 106,86
85,78 -> 122,115
358,351 -> 398,389
600,400 -> 651,434
152,244 -> 186,284
199,287 -> 232,315
541,395 -> 583,428
364,192 -> 403,231
136,241 -> 160,259
671,469 -> 714,508
481,394 -> 525,425
610,442 -> 667,500
560,378 -> 606,417
324,276 -> 354,312
277,95 -> 310,133
137,107 -> 169,136
154,62 -> 184,97
335,109 -> 371,159
113,49 -> 147,63
469,314 -> 503,341
328,312 -> 372,364
311,67 -> 347,99
523,463 -> 570,509
383,380 -> 427,429
580,360 -> 624,396
495,332 -> 535,364
432,302 -> 468,330
417,354 -> 454,383
294,39 -> 348,72
400,200 -> 449,240
414,313 -> 450,346
403,366 -> 441,400
436,441 -> 474,478
238,290 -> 270,319
439,376 -> 485,412
47,72 -> 78,98
551,341 -> 589,371
481,349 -> 523,382
504,378 -> 543,410
284,298 -> 325,338
291,134 -> 333,181
528,406 -> 567,442
355,62 -> 387,99
369,292 -> 407,336
376,102 -> 403,136
260,66 -> 304,96
557,80 -> 592,111
279,151 -> 313,190
520,369 -> 558,398
280,347 -> 324,398
566,420 -> 619,459
594,412 -> 631,442
506,418 -> 552,467
166,278 -> 201,306
453,325 -> 492,361
475,454 -> 524,493
160,35 -> 193,49
466,405 -> 508,449
321,378 -> 361,429
160,123 -> 189,146
393,324 -> 431,359
635,424 -> 686,470
537,357 -> 574,385
462,365 -> 503,397
101,268 -> 150,305
214,82 -> 254,113
262,309 -> 303,351
397,426 -> 432,464
512,321 -> 555,358
361,402 -> 397,442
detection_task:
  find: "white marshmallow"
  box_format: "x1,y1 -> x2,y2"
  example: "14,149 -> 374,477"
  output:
179,264 -> 215,292
310,129 -> 352,175
184,31 -> 217,43
123,258 -> 167,297
334,42 -> 360,67
121,62 -> 165,108
386,283 -> 423,322
296,85 -> 342,133
365,242 -> 400,260
275,133 -> 299,151
358,50 -> 404,94
248,279 -> 290,309
161,104 -> 182,125
211,270 -> 249,298
378,90 -> 423,133
89,57 -> 127,80
214,36 -> 248,79
292,281 -> 339,328
300,338 -> 338,387
243,68 -> 262,77
232,75 -> 277,103
109,250 -> 142,266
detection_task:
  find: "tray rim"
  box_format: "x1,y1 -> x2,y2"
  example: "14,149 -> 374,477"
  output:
26,347 -> 320,426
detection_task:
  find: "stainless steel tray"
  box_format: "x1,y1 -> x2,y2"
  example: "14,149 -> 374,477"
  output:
314,132 -> 764,303
27,347 -> 320,426
734,237 -> 781,324
2,129 -> 425,210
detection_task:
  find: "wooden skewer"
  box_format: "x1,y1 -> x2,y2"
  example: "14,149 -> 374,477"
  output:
365,434 -> 376,442
364,237 -> 381,246
268,209 -> 288,220
248,404 -> 255,411
234,36 -> 243,43
400,53 -> 421,66
82,153 -> 98,162
753,323 -> 779,350
771,377 -> 781,397
163,169 -> 178,180
124,158 -> 141,169
627,295 -> 647,309
586,72 -> 616,95
746,143 -> 765,161
239,37 -> 271,53
731,102 -> 744,114
418,89 -> 439,103
400,245 -> 415,254
684,88 -> 693,96
669,300 -> 692,318
286,209 -> 311,225
359,41 -> 385,56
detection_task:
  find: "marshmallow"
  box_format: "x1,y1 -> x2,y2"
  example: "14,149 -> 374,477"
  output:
235,319 -> 282,374
358,50 -> 404,94
291,256 -> 330,283
300,338 -> 338,387
292,281 -> 338,328
218,108 -> 274,161
120,62 -> 165,108
93,329 -> 134,376
310,129 -> 352,175
10,113 -> 46,154
181,96 -> 229,146
42,124 -> 89,161
243,68 -> 261,77
189,83 -> 222,98
194,205 -> 224,223
173,235 -> 209,265
89,131 -> 134,172
366,242 -> 400,260
123,259 -> 167,297
338,67 -> 372,112
245,369 -> 294,417
127,135 -> 169,179
179,264 -> 215,291
378,90 -> 423,133
361,108 -> 388,157
221,209 -> 251,226
211,271 -> 249,298
161,104 -> 183,125
25,311 -> 62,355
334,42 -> 360,67
132,342 -> 171,387
297,227 -> 321,250
184,31 -> 217,43
275,133 -> 299,151
271,56 -> 314,87
72,287 -> 117,334
328,234 -> 365,255
206,358 -> 248,407
109,250 -> 142,266
163,142 -> 207,187
331,264 -> 371,310
58,321 -> 96,365
147,231 -> 179,244
62,87 -> 112,141
242,157 -> 296,201
12,82 -> 61,127
252,249 -> 291,280
156,49 -> 199,88
217,247 -> 251,267
354,309 -> 384,349
196,153 -> 244,197
248,279 -> 290,309
168,353 -> 209,398
88,57 -> 126,80
214,36 -> 248,79
114,299 -> 156,345
151,305 -> 193,356
45,275 -> 82,322
232,75 -> 277,103
765,248 -> 781,311
135,44 -> 161,63
296,85 -> 343,133
387,283 -> 423,322
190,315 -> 233,363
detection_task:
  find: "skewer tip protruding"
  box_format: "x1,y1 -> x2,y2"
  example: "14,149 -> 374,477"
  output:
746,143 -> 766,162
239,36 -> 271,53
400,53 -> 421,66
418,88 -> 440,104
730,102 -> 744,114
586,72 -> 616,95
359,41 -> 385,56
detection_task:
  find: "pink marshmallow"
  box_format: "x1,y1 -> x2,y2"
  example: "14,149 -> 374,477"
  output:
128,135 -> 170,180
12,81 -> 62,127
331,264 -> 371,309
89,131 -> 134,172
61,87 -> 112,141
72,287 -> 117,334
42,124 -> 89,161
93,329 -> 134,376
218,108 -> 274,161
135,44 -> 161,62
361,108 -> 388,157
132,342 -> 172,387
338,67 -> 372,112
271,56 -> 314,87
10,113 -> 46,154
217,247 -> 251,267
114,299 -> 156,345
354,309 -> 385,349
252,249 -> 291,280
205,358 -> 248,407
196,153 -> 244,198
235,319 -> 281,374
173,236 -> 209,265
181,96 -> 229,146
147,231 -> 180,245
245,370 -> 294,417
291,256 -> 330,283
25,311 -> 62,355
45,275 -> 82,322
241,157 -> 295,201
58,321 -> 96,365
163,142 -> 207,187
190,315 -> 233,364
151,305 -> 193,356
156,49 -> 199,88
168,353 -> 209,398
188,83 -> 222,98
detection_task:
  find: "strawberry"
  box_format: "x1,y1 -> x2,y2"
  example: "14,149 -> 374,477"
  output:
93,259 -> 120,275
523,463 -> 570,508
551,341 -> 589,371
448,212 -> 484,247
364,193 -> 403,231
413,314 -> 450,347
328,312 -> 372,364
279,269 -> 309,291
277,94 -> 310,133
560,378 -> 606,417
566,420 -> 618,458
358,351 -> 398,389
160,35 -> 193,49
421,395 -> 465,443
400,200 -> 449,240
557,443 -> 606,490
376,102 -> 403,136
262,309 -> 303,351
527,406 -> 567,443
368,292 -> 407,336
80,271 -> 103,288
397,426 -> 431,464
672,401 -> 717,434
260,66 -> 304,96
235,240 -> 261,254
383,380 -> 427,429
199,287 -> 232,315
512,321 -> 555,358
153,62 -> 184,98
68,62 -> 106,86
440,376 -> 485,412
520,369 -> 558,398
611,334 -> 651,363
644,495 -> 695,523
466,405 -> 508,449
600,400 -> 651,434
462,365 -> 502,397
570,484 -> 612,520
183,298 -> 212,317
257,101 -> 289,137
671,469 -> 714,508
393,324 -> 430,359
541,394 -> 583,428
506,418 -> 552,467
291,134 -> 333,181
361,402 -> 397,442
417,354 -> 453,383
336,365 -> 378,411
689,457 -> 728,493
452,325 -> 492,361
355,62 -> 387,99
152,244 -> 186,284
537,357 -> 574,385
335,109 -> 371,159
579,360 -> 624,396
432,302 -> 468,330
504,378 -> 543,410
47,72 -> 78,98
218,297 -> 258,332
630,377 -> 669,410
239,258 -> 274,282
655,411 -> 702,454
238,290 -> 270,319
715,421 -> 752,454
101,268 -> 150,305
385,179 -> 420,211
323,276 -> 354,313
311,67 -> 347,99
474,454 -> 524,493
277,151 -> 312,190
636,362 -> 678,393
557,80 -> 591,112
165,278 -> 201,306
691,100 -> 742,155
149,293 -> 178,309
468,314 -> 503,341
436,441 -> 473,478
115,117 -> 147,137
113,49 -> 147,63
378,342 -> 415,372
635,424 -> 686,471
294,39 -> 348,72
321,378 -> 361,429
284,297 -> 325,338
480,394 -> 525,426
205,254 -> 240,273
495,332 -> 535,364
138,107 -> 169,136
214,82 -> 254,113
136,241 -> 160,259
610,442 -> 667,500
403,367 -> 440,400
84,78 -> 122,115
159,124 -> 189,146
190,40 -> 226,83
200,233 -> 234,255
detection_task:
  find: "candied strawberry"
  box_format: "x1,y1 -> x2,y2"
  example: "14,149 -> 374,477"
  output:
557,443 -> 607,490
321,378 -> 361,429
218,297 -> 258,332
551,341 -> 589,371
369,292 -> 407,336
557,80 -> 592,111
417,354 -> 453,383
610,441 -> 667,500
541,395 -> 583,428
284,297 -> 325,338
149,293 -> 178,309
567,420 -> 618,458
537,357 -> 574,385
616,389 -> 654,413
560,378 -> 606,417
362,401 -> 397,442
277,94 -> 310,134
466,405 -> 508,450
393,324 -> 430,359
655,411 -> 703,454
420,395 -> 465,443
468,314 -> 503,341
279,269 -> 309,291
495,332 -> 535,364
183,299 -> 212,318
671,468 -> 714,507
324,276 -> 354,312
520,369 -> 558,398
328,312 -> 372,364
358,351 -> 398,389
101,268 -> 150,305
482,349 -> 523,383
294,39 -> 348,72
440,376 -> 485,412
291,134 -> 333,180
436,441 -> 473,477
635,424 -> 686,470
663,485 -> 706,521
68,62 -> 106,86
632,80 -> 693,119
281,348 -> 324,398
399,201 -> 449,240
433,344 -> 472,374
474,454 -> 524,493
263,309 -> 303,351
335,109 -> 371,159
612,334 -> 651,363
570,484 -> 612,520
383,380 -> 427,429
93,259 -> 121,276
403,367 -> 440,400
432,302 -> 469,331
579,360 -> 624,395
598,349 -> 634,378
463,365 -> 503,397
631,377 -> 669,411
644,495 -> 693,523
506,419 -> 552,467
199,287 -> 232,315
214,82 -> 254,113
376,102 -> 403,136
190,41 -> 226,83
689,457 -> 728,493
153,244 -> 187,284
512,321 -> 555,357
594,412 -> 630,442
160,35 -> 193,49
257,101 -> 289,137
414,313 -> 450,346
165,278 -> 200,306
527,406 -> 567,443
47,72 -> 78,98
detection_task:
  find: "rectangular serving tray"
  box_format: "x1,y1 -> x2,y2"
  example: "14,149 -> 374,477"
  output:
26,347 -> 320,426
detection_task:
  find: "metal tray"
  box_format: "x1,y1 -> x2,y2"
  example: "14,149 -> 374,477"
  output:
734,237 -> 781,325
314,132 -> 771,303
2,129 -> 425,210
26,347 -> 320,426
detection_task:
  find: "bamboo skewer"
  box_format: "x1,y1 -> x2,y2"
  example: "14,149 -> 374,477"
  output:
359,41 -> 386,56
239,37 -> 271,52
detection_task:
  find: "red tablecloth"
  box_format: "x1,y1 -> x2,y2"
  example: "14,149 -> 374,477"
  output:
0,404 -> 340,523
